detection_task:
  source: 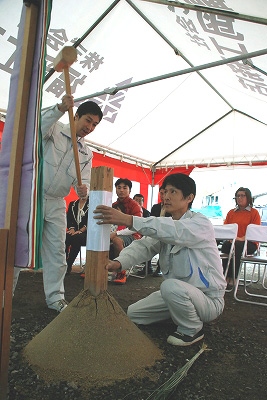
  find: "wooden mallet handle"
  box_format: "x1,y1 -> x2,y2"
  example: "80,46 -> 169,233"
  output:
54,46 -> 82,186
63,67 -> 82,186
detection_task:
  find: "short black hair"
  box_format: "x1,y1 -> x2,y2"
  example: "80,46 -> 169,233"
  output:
76,101 -> 103,121
115,178 -> 132,190
162,173 -> 196,209
133,194 -> 144,201
112,203 -> 126,213
235,187 -> 253,207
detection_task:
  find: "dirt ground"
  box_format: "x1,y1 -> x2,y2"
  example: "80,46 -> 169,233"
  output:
7,268 -> 267,400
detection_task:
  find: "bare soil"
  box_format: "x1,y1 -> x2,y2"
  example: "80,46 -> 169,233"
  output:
8,268 -> 267,400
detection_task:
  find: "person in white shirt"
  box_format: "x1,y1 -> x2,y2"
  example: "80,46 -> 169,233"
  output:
94,173 -> 226,346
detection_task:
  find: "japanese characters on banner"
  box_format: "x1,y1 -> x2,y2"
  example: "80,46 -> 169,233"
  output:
0,11 -> 132,125
42,29 -> 133,123
167,1 -> 267,97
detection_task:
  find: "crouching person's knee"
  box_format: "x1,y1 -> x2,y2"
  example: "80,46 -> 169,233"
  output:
127,303 -> 138,323
160,278 -> 186,302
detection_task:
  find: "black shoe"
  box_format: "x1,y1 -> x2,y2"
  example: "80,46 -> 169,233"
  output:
66,265 -> 72,274
167,329 -> 204,346
136,269 -> 145,276
136,268 -> 153,276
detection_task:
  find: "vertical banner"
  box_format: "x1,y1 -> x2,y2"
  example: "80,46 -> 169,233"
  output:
0,0 -> 52,269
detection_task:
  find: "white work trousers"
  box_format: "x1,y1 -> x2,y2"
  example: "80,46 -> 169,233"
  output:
42,197 -> 67,305
127,278 -> 224,336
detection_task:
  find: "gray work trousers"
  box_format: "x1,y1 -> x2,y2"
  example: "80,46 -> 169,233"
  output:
42,197 -> 67,305
127,278 -> 224,336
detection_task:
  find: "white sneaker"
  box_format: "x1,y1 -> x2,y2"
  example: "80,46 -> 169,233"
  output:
47,299 -> 68,312
108,271 -> 117,282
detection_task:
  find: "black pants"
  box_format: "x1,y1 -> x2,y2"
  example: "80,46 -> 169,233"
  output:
221,240 -> 257,278
65,231 -> 87,272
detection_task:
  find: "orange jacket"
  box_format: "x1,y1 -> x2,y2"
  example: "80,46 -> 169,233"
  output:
224,207 -> 261,238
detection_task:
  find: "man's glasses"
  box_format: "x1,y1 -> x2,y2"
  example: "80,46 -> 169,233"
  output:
234,194 -> 246,199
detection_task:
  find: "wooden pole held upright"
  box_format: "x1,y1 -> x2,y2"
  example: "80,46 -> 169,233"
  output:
84,166 -> 114,296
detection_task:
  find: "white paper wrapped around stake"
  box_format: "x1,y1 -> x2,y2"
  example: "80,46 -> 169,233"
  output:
87,190 -> 112,251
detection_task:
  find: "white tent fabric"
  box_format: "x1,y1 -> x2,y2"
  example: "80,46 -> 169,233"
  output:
1,0 -> 267,168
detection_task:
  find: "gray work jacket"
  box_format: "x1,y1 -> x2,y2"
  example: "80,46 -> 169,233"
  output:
116,210 -> 226,298
41,105 -> 92,198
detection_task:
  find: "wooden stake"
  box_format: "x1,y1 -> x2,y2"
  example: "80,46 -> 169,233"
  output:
0,3 -> 39,399
84,166 -> 114,296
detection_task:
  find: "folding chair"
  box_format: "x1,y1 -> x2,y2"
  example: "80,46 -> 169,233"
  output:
234,224 -> 267,306
213,223 -> 238,292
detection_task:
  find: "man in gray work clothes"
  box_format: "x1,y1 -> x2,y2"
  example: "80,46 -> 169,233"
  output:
39,94 -> 102,312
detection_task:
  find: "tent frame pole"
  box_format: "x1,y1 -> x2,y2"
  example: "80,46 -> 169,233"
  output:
153,110 -> 232,167
243,59 -> 267,77
142,0 -> 267,26
153,108 -> 267,168
73,47 -> 267,103
151,167 -> 156,209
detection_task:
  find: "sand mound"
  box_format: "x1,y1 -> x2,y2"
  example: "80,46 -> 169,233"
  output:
24,290 -> 163,386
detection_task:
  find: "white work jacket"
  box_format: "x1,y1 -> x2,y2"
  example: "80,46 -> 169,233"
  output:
116,210 -> 226,298
41,105 -> 92,198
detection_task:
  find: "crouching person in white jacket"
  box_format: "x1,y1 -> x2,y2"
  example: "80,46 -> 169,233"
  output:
94,173 -> 226,346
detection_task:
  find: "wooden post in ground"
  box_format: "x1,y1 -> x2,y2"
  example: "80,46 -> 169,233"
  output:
84,166 -> 114,296
0,3 -> 39,399
23,169 -> 163,387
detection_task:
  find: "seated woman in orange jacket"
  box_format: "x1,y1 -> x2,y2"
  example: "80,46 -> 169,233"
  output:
221,187 -> 261,279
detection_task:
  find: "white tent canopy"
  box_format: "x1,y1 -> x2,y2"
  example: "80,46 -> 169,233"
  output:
1,0 -> 267,169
